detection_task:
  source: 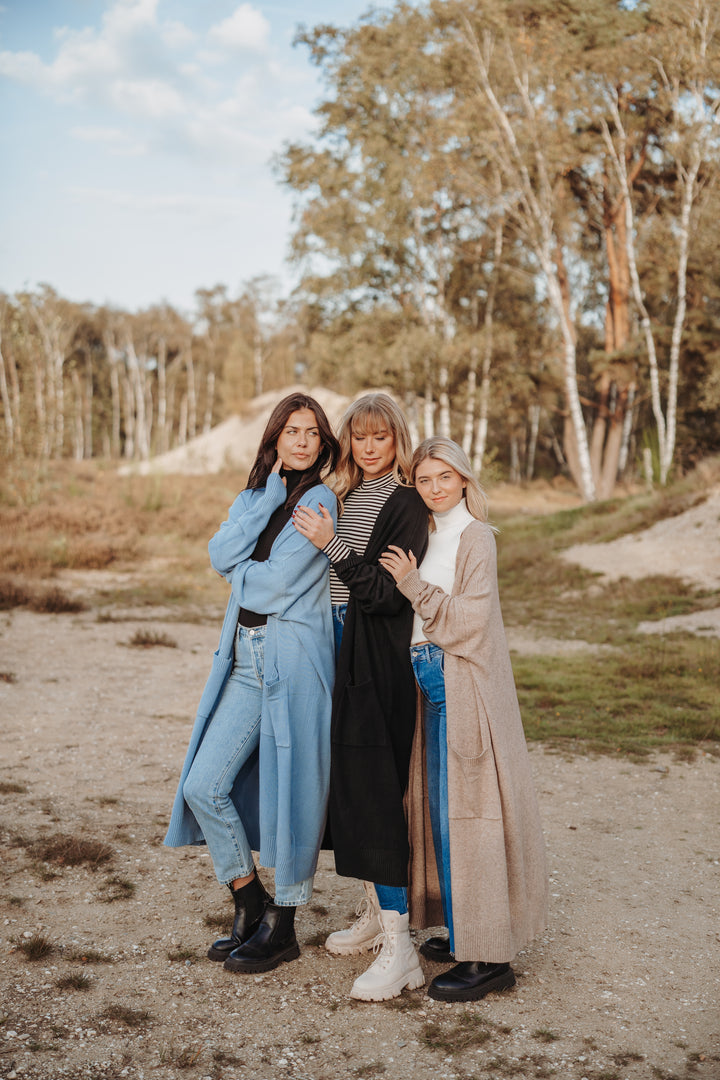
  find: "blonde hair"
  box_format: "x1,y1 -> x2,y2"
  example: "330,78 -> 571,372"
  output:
332,393 -> 414,506
411,437 -> 492,525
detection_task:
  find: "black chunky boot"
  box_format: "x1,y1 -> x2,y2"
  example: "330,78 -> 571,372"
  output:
207,874 -> 271,962
223,902 -> 300,974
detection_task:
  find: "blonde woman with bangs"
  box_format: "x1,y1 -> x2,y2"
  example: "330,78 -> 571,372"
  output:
293,392 -> 429,1001
380,437 -> 548,1004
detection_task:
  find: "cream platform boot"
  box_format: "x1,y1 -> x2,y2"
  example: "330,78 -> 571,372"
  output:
350,909 -> 425,1001
325,882 -> 381,956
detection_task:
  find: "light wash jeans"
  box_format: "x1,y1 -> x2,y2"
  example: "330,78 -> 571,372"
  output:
183,624 -> 312,907
410,641 -> 455,951
334,602 -> 408,915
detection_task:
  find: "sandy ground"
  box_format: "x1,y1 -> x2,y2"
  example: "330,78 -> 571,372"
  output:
1,485 -> 720,1080
1,606 -> 718,1080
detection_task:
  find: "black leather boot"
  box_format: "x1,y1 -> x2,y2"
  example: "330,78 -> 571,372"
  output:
223,902 -> 300,974
427,961 -> 516,1002
207,874 -> 271,962
419,935 -> 455,962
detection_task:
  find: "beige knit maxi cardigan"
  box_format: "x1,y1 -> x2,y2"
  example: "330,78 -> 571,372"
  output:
397,520 -> 548,963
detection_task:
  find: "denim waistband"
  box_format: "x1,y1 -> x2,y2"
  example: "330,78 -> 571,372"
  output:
237,624 -> 267,639
410,641 -> 443,660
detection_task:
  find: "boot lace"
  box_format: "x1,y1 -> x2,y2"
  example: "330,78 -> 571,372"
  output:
351,896 -> 374,930
367,930 -> 395,969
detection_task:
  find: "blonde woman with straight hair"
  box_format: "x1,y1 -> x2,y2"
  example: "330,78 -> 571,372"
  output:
380,437 -> 548,1003
293,392 -> 429,1001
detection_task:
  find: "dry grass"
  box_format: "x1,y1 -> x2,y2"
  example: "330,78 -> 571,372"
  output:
0,460 -> 238,578
99,1004 -> 153,1029
16,933 -> 54,961
0,577 -> 86,613
62,946 -> 113,964
29,833 -> 114,869
126,628 -> 178,648
56,972 -> 92,991
98,875 -> 136,902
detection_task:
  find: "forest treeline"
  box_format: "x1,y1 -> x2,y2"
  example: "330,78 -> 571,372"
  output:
1,0 -> 719,500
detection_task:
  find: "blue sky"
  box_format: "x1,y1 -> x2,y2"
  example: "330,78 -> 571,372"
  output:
0,0 -> 399,313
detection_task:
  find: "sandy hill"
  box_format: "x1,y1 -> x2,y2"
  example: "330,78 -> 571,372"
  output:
118,386 -> 351,477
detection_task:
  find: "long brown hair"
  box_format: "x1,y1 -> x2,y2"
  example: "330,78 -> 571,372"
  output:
332,393 -> 413,507
246,393 -> 340,508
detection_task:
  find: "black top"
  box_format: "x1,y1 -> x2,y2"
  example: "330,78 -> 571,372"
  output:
238,470 -> 304,628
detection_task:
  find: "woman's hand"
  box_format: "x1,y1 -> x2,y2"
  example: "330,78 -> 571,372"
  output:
379,544 -> 416,583
271,455 -> 287,486
293,503 -> 335,549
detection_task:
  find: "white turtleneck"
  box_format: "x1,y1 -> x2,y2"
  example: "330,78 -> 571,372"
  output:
410,497 -> 475,644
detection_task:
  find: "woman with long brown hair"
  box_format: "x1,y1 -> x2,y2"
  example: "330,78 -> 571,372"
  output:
165,392 -> 339,975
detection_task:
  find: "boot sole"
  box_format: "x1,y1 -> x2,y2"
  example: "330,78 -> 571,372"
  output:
350,965 -> 425,1002
325,939 -> 376,957
427,968 -> 516,1002
223,943 -> 301,974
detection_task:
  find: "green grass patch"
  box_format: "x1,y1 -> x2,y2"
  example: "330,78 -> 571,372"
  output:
516,637 -> 720,755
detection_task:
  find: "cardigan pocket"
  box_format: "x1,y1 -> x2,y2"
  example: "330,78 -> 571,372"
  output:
264,675 -> 291,748
447,697 -> 501,820
334,678 -> 388,747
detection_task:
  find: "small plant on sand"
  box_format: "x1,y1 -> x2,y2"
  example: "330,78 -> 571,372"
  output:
159,1044 -> 204,1068
98,876 -> 135,902
0,780 -> 27,794
167,946 -> 199,962
532,1027 -> 561,1043
28,586 -> 86,614
354,1065 -> 387,1078
126,628 -> 178,648
99,1004 -> 152,1029
63,946 -> 112,964
421,1012 -> 496,1052
56,972 -> 92,991
203,911 -> 227,930
0,671 -> 17,684
32,833 -> 114,870
382,993 -> 424,1012
16,933 -> 54,961
213,1048 -> 245,1065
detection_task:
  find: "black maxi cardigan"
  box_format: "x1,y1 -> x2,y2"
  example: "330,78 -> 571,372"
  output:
328,484 -> 429,886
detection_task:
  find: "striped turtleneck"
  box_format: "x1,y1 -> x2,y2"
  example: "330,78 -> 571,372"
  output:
323,471 -> 398,604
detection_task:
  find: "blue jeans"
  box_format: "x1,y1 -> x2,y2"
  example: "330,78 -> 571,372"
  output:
183,625 -> 312,906
333,602 -> 407,913
411,641 -> 454,950
332,603 -> 347,661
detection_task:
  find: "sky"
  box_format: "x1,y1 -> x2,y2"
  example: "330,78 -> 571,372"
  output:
0,0 -> 399,314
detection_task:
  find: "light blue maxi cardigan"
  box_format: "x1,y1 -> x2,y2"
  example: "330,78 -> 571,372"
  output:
164,472 -> 337,888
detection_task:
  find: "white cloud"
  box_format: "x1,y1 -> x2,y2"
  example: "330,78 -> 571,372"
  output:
110,77 -> 185,118
207,4 -> 270,54
70,125 -> 147,156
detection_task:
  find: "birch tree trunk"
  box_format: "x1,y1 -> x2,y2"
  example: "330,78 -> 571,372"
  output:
70,367 -> 84,461
157,336 -> 169,454
0,331 -> 14,454
461,18 -> 596,500
203,370 -> 216,434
